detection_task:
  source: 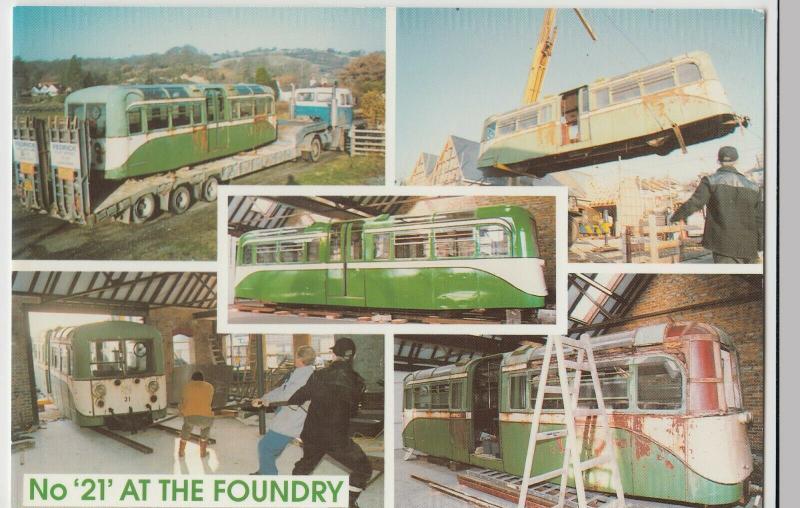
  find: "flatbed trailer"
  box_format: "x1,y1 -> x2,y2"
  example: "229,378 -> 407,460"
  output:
12,117 -> 344,225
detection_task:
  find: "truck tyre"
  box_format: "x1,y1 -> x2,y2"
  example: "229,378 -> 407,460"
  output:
169,185 -> 192,215
308,136 -> 322,162
132,193 -> 156,223
202,177 -> 219,202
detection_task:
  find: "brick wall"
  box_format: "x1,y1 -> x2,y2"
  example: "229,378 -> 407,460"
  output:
145,307 -> 216,382
11,296 -> 41,432
606,274 -> 764,475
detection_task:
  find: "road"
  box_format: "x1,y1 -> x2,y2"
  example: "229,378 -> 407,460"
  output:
12,151 -> 383,261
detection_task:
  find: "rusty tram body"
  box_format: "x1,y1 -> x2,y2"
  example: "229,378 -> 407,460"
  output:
402,322 -> 754,505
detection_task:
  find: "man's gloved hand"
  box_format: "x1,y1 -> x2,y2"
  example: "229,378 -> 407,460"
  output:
250,399 -> 265,408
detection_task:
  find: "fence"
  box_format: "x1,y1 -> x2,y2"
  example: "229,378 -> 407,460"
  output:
623,213 -> 684,263
348,126 -> 385,156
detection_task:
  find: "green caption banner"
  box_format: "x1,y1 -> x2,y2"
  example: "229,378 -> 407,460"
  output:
24,474 -> 348,507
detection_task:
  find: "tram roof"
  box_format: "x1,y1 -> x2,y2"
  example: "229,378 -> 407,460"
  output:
502,322 -> 735,368
47,321 -> 161,343
66,83 -> 273,104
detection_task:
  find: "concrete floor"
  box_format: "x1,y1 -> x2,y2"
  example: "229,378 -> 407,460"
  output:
11,410 -> 384,508
394,454 -> 516,508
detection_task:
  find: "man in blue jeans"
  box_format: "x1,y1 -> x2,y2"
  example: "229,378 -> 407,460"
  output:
251,345 -> 316,474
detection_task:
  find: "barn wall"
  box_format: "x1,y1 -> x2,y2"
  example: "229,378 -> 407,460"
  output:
606,274 -> 764,477
145,307 -> 215,383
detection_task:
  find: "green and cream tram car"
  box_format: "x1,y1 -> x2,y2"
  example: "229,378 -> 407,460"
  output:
32,321 -> 167,428
64,83 -> 277,180
478,51 -> 747,176
234,205 -> 548,313
402,322 -> 753,505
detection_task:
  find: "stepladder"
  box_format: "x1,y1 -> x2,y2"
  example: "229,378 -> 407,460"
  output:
517,334 -> 626,508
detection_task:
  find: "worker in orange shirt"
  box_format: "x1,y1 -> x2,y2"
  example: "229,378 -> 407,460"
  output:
178,371 -> 214,458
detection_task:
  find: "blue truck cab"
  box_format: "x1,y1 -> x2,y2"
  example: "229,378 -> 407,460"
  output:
291,87 -> 354,128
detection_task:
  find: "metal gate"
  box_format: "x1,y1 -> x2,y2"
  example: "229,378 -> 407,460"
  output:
47,117 -> 92,223
12,117 -> 51,211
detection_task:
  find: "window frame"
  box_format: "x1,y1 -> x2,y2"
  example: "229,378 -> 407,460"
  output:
394,229 -> 432,260
634,354 -> 685,413
127,107 -> 144,136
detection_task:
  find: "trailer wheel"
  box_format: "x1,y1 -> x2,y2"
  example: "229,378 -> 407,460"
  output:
201,177 -> 219,202
303,136 -> 322,162
169,185 -> 192,215
132,194 -> 156,223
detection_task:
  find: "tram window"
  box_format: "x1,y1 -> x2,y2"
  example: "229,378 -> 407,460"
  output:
435,227 -> 475,258
231,101 -> 240,120
611,79 -> 641,103
677,62 -> 702,85
483,122 -> 497,142
87,104 -> 106,138
530,370 -> 565,410
478,225 -> 511,257
191,103 -> 203,124
146,105 -> 169,131
577,363 -> 630,409
395,230 -> 430,259
579,88 -> 590,113
637,357 -> 683,410
255,99 -> 266,115
279,241 -> 304,263
413,385 -> 431,409
497,119 -> 516,136
308,238 -> 321,262
518,111 -> 539,130
721,350 -> 743,409
296,92 -> 314,102
330,225 -> 343,262
90,340 -> 124,376
431,383 -> 450,410
316,92 -> 332,103
171,104 -> 191,128
451,381 -> 464,410
593,88 -> 610,110
256,244 -> 278,264
509,374 -> 527,410
642,70 -> 676,94
128,109 -> 143,135
350,223 -> 364,261
239,100 -> 254,118
241,245 -> 255,265
125,340 -> 153,375
372,233 -> 390,260
267,96 -> 275,115
404,388 -> 413,409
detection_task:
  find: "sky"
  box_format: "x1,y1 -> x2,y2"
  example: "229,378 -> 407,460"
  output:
13,7 -> 385,60
397,8 -> 766,184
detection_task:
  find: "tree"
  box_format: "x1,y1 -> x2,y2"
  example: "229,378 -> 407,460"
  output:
13,57 -> 30,98
62,55 -> 84,90
359,90 -> 385,128
337,52 -> 385,99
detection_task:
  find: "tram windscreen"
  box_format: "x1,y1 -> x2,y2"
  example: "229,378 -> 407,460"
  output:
90,340 -> 124,376
125,340 -> 154,375
90,339 -> 154,376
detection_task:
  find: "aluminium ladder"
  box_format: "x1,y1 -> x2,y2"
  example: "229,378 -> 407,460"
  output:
516,334 -> 626,508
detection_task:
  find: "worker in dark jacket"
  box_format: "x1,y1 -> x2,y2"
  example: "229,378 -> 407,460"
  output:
287,338 -> 372,508
670,146 -> 763,263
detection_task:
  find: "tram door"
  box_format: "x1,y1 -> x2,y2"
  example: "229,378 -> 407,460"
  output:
204,89 -> 226,153
326,222 -> 366,307
559,87 -> 586,145
470,357 -> 503,461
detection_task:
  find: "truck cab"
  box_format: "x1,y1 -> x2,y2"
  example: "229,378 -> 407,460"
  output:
291,86 -> 355,128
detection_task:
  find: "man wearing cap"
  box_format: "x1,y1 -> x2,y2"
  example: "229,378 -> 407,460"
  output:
287,338 -> 372,508
250,345 -> 317,475
670,146 -> 763,263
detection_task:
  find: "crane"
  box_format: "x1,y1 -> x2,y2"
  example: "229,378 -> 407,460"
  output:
522,8 -> 598,105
